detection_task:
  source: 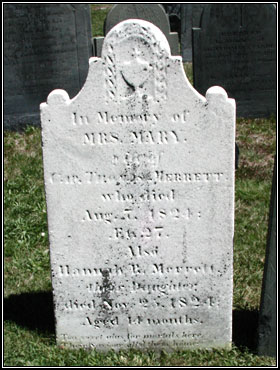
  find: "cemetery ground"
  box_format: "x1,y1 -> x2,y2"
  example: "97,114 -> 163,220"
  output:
4,5 -> 276,366
4,99 -> 276,368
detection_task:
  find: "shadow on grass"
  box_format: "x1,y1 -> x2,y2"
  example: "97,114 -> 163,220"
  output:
233,309 -> 259,353
4,291 -> 55,335
4,292 -> 259,352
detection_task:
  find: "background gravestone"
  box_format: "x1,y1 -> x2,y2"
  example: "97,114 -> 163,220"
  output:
4,4 -> 92,130
41,19 -> 235,351
161,3 -> 181,41
93,4 -> 179,57
258,157 -> 276,358
162,4 -> 206,61
193,4 -> 276,118
180,4 -> 192,62
180,4 -> 206,62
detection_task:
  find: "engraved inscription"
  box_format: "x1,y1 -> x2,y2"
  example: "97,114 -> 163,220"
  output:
58,263 -> 216,278
112,226 -> 165,240
83,316 -> 119,327
102,189 -> 175,203
83,132 -> 120,145
128,315 -> 202,326
49,171 -> 226,185
41,18 -> 235,351
97,111 -> 161,125
82,207 -> 201,224
82,130 -> 179,145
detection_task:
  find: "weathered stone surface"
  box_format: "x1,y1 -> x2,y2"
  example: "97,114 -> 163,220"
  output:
93,4 -> 179,57
258,158 -> 276,357
193,4 -> 276,118
4,4 -> 92,130
41,19 -> 235,352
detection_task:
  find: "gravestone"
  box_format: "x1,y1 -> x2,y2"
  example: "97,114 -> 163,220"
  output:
192,4 -> 206,27
163,4 -> 206,61
193,4 -> 276,118
184,4 -> 206,61
258,158 -> 276,357
92,4 -> 179,57
162,3 -> 181,18
161,3 -> 181,40
4,4 -> 92,130
41,19 -> 235,351
180,4 -> 193,62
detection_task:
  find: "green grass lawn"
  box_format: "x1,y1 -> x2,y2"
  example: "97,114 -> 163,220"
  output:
3,4 -> 276,367
91,4 -> 113,37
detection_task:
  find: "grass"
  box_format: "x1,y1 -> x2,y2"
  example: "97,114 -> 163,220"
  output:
3,4 -> 277,367
91,4 -> 113,37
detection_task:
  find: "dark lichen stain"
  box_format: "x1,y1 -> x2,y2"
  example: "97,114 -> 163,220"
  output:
100,268 -> 113,310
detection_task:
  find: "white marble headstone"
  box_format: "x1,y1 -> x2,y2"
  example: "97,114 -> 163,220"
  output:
41,19 -> 235,351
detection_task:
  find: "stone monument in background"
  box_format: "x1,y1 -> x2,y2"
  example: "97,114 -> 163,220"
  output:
4,4 -> 92,130
93,4 -> 179,58
192,4 -> 276,118
162,4 -> 206,62
258,157 -> 276,358
41,19 -> 235,351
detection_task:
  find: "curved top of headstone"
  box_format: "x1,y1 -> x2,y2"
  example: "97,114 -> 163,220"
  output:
104,4 -> 171,36
43,19 -> 235,117
101,19 -> 172,107
102,18 -> 171,58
